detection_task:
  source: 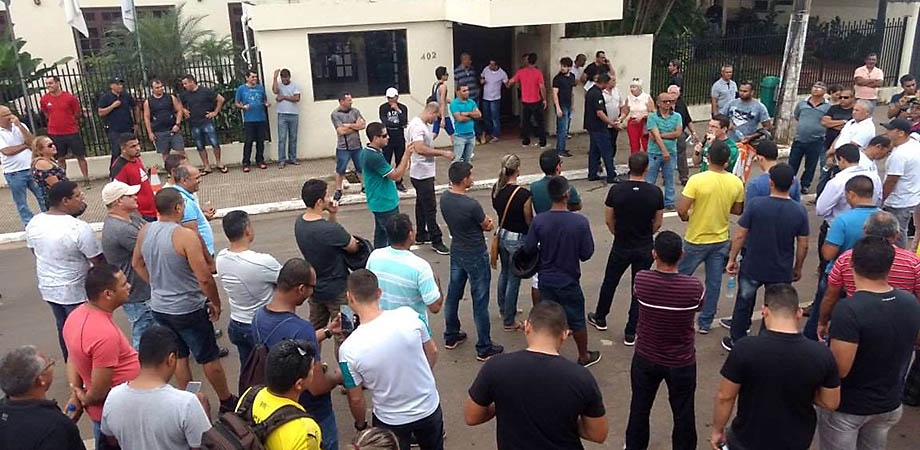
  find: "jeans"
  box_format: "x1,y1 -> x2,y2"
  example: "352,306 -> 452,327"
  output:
678,240 -> 729,330
588,130 -> 615,182
122,301 -> 156,350
538,283 -> 587,331
373,405 -> 444,450
48,302 -> 82,360
555,105 -> 571,153
410,177 -> 442,245
817,406 -> 903,450
788,139 -> 824,190
452,134 -> 476,163
520,101 -> 546,146
646,153 -> 676,207
277,113 -> 299,162
676,131 -> 689,183
242,121 -> 266,166
190,122 -> 220,151
805,271 -> 834,341
444,250 -> 493,355
497,230 -> 525,326
373,207 -> 399,249
316,405 -> 340,450
625,353 -> 697,450
729,274 -> 768,342
482,99 -> 501,138
93,420 -> 102,450
595,245 -> 654,335
4,169 -> 45,227
227,319 -> 254,367
883,205 -> 915,249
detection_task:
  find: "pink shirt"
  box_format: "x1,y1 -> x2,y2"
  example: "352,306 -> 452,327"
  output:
854,65 -> 884,100
510,67 -> 545,104
62,304 -> 140,422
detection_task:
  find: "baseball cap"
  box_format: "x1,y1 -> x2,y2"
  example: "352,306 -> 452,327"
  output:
385,87 -> 399,98
102,180 -> 141,205
882,118 -> 912,134
812,81 -> 827,90
108,76 -> 125,84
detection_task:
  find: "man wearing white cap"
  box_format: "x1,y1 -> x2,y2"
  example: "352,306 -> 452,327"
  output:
379,87 -> 409,192
101,180 -> 154,349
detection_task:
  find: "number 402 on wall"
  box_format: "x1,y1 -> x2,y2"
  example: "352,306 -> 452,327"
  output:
420,51 -> 437,60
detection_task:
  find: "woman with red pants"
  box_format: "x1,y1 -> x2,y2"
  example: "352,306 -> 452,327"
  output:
625,78 -> 654,154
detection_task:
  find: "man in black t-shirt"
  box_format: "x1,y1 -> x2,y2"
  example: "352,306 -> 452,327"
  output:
822,87 -> 855,151
585,73 -> 618,183
588,152 -> 663,340
580,50 -> 611,85
378,88 -> 409,192
552,57 -> 577,157
180,74 -> 227,174
711,284 -> 840,450
97,77 -> 137,164
818,236 -> 920,450
465,301 -> 608,450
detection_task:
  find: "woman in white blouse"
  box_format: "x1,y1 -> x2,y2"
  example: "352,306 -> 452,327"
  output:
625,78 -> 655,153
603,75 -> 628,167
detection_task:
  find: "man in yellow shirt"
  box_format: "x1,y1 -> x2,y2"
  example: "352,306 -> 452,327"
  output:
240,340 -> 322,450
676,140 -> 745,333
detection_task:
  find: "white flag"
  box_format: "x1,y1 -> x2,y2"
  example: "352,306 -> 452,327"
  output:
59,0 -> 89,37
120,0 -> 136,32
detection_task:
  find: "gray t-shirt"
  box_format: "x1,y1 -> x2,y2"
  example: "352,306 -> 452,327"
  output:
331,107 -> 363,150
101,214 -> 150,304
721,98 -> 770,142
793,98 -> 831,143
276,80 -> 301,115
711,78 -> 738,112
440,190 -> 487,253
215,248 -> 282,324
101,383 -> 211,450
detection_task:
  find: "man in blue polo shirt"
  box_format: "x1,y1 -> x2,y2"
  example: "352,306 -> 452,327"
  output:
170,165 -> 215,257
450,85 -> 482,163
359,122 -> 412,248
234,71 -> 269,170
646,92 -> 682,209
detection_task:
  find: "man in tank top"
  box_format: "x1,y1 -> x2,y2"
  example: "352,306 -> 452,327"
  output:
144,78 -> 185,162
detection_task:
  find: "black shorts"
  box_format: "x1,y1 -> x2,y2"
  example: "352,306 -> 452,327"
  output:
49,133 -> 86,158
152,308 -> 221,364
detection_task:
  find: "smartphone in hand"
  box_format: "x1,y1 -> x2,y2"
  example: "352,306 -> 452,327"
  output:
340,305 -> 356,336
186,381 -> 202,394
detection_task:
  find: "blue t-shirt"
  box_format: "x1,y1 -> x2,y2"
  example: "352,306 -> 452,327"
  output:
738,196 -> 810,283
745,173 -> 802,203
251,307 -> 333,419
523,210 -> 594,288
235,84 -> 267,122
449,98 -> 478,136
824,206 -> 879,272
646,111 -> 682,154
171,185 -> 214,255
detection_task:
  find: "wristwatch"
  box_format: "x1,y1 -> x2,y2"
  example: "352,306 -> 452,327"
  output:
323,328 -> 333,340
354,419 -> 368,431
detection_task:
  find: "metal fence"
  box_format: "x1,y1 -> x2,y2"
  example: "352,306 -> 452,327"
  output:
651,17 -> 910,106
2,54 -> 262,157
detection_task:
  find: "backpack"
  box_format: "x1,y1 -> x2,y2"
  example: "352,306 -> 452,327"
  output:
238,314 -> 295,394
202,386 -> 312,450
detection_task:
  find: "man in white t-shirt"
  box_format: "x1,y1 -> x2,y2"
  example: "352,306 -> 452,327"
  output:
408,102 -> 454,255
340,269 -> 442,450
25,180 -> 104,359
215,210 -> 282,366
480,60 -> 508,142
367,213 -> 444,326
881,119 -> 920,248
0,106 -> 46,227
832,100 -> 876,152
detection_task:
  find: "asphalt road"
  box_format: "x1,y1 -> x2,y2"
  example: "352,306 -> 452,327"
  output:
1,178 -> 918,449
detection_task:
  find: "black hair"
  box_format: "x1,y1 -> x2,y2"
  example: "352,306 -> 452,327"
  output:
149,78 -> 163,87
628,152 -> 649,176
539,149 -> 560,175
164,153 -> 188,177
85,263 -> 121,302
280,69 -> 291,78
48,180 -> 79,208
560,57 -> 573,67
764,283 -> 800,316
596,73 -> 612,84
45,75 -> 61,82
869,135 -> 891,148
668,59 -> 681,70
547,176 -> 569,203
836,144 -> 861,164
155,186 -> 183,214
527,301 -> 567,336
526,53 -> 537,65
366,122 -> 386,141
768,163 -> 794,192
266,340 -> 315,394
654,230 -> 683,265
338,92 -> 352,102
900,74 -> 916,85
347,269 -> 379,303
754,139 -> 778,160
448,161 -> 473,185
301,179 -> 328,209
435,66 -> 448,79
181,74 -> 197,83
277,258 -> 314,291
595,50 -> 605,58
738,80 -> 754,90
828,83 -> 843,94
711,114 -> 730,129
708,140 -> 731,166
844,175 -> 875,199
118,132 -> 138,148
852,235 -> 894,280
385,213 -> 412,245
138,327 -> 179,367
222,210 -> 250,242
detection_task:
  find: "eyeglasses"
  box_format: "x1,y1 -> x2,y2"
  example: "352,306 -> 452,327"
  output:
839,96 -> 852,99
379,133 -> 389,138
42,358 -> 56,372
661,99 -> 675,103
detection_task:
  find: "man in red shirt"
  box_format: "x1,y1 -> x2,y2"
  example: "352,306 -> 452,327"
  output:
506,53 -> 547,147
62,263 -> 141,436
40,76 -> 90,188
110,133 -> 156,221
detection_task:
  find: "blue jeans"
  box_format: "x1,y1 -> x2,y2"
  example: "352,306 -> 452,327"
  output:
788,139 -> 824,190
122,302 -> 156,350
497,230 -> 525,326
49,302 -> 82,360
804,271 -> 829,341
93,420 -> 102,450
190,122 -> 220,151
227,319 -> 254,367
729,274 -> 767,341
482,99 -> 501,138
444,249 -> 493,355
5,169 -> 45,227
588,130 -> 615,181
452,134 -> 476,163
647,153 -> 676,207
555,105 -> 571,153
678,241 -> 729,330
277,113 -> 299,162
316,409 -> 340,450
372,207 -> 399,249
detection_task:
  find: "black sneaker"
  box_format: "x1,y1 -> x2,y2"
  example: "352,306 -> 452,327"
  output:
587,313 -> 608,331
431,242 -> 450,255
721,336 -> 734,351
214,328 -> 223,338
396,182 -> 408,193
560,151 -> 574,157
623,334 -> 637,346
333,190 -> 343,202
416,236 -> 432,245
444,331 -> 467,349
801,186 -> 809,195
218,347 -> 230,358
219,394 -> 240,414
476,344 -> 504,361
802,303 -> 814,316
719,318 -> 732,329
578,351 -> 602,368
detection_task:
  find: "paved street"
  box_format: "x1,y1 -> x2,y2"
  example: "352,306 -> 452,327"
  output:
1,177 -> 918,449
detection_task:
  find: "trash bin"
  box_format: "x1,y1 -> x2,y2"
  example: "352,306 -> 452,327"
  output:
760,76 -> 781,117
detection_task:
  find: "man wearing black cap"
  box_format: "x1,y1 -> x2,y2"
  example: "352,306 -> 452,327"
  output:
97,77 -> 138,164
881,118 -> 920,248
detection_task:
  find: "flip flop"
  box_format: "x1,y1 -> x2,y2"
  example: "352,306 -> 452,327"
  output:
201,168 -> 212,175
258,163 -> 268,170
242,166 -> 251,173
217,166 -> 229,174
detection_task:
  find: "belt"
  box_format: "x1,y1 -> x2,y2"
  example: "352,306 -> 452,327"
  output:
499,229 -> 525,240
4,168 -> 30,175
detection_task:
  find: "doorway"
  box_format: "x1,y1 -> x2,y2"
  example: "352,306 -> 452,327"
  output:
452,23 -> 516,136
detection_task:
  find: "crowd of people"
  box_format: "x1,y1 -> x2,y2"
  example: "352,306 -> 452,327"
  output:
2,48 -> 920,450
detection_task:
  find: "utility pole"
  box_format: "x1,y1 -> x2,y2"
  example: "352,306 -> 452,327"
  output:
2,0 -> 37,132
774,0 -> 812,144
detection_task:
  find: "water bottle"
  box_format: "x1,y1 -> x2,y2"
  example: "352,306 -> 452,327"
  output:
725,276 -> 737,298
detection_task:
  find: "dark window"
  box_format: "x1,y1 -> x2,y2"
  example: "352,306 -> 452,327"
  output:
228,3 -> 255,52
308,29 -> 409,101
0,10 -> 9,39
74,6 -> 172,56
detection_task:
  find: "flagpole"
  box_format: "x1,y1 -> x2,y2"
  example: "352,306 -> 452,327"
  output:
129,0 -> 148,87
2,1 -> 37,131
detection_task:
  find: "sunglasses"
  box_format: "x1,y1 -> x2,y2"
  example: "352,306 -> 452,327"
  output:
43,357 -> 56,372
839,96 -> 852,99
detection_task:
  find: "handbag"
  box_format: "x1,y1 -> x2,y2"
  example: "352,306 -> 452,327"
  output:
490,185 -> 523,269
